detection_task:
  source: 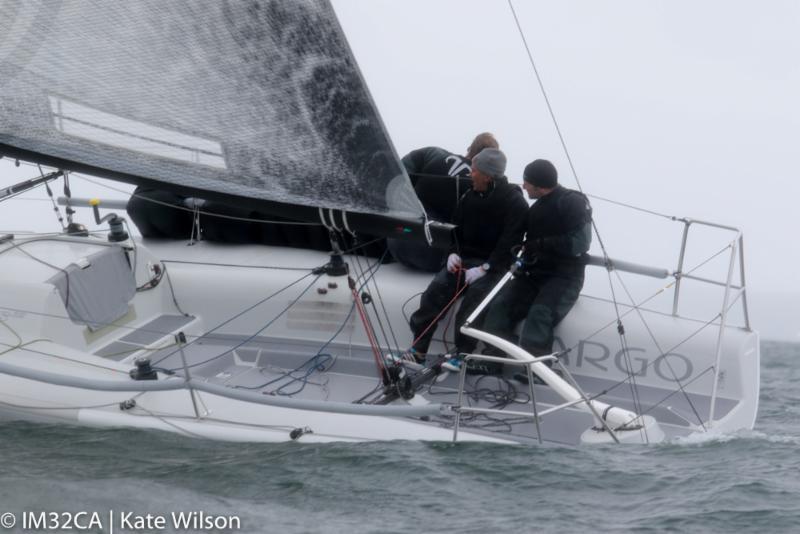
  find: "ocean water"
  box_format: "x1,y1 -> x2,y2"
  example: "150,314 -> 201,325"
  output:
0,341 -> 798,534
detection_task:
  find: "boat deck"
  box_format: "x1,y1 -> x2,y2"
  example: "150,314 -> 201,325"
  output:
95,320 -> 732,445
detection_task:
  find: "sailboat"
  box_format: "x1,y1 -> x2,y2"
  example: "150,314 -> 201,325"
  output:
0,1 -> 758,445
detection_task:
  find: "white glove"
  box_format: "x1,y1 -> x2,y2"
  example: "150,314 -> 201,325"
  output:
463,266 -> 486,285
447,253 -> 462,273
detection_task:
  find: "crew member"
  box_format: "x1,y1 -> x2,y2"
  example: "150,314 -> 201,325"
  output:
404,147 -> 527,364
388,133 -> 499,271
483,159 -> 592,367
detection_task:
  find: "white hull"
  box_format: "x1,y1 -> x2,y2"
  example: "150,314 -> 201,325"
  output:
0,235 -> 759,445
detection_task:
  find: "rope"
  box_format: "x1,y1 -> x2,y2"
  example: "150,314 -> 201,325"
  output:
163,272 -> 321,372
508,0 -> 583,193
611,269 -> 707,430
577,311 -> 722,408
410,271 -> 470,350
39,164 -> 66,230
161,259 -> 312,272
150,269 -> 318,367
441,269 -> 467,353
352,250 -> 400,357
347,248 -> 394,379
368,266 -> 402,354
162,264 -> 190,317
550,239 -> 746,429
585,193 -> 679,221
8,240 -> 72,310
75,174 -> 322,226
350,277 -> 386,379
508,1 -> 674,438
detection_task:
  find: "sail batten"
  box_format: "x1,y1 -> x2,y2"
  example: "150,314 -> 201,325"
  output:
0,1 -> 424,221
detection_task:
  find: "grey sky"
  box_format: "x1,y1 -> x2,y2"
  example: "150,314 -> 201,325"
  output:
332,0 -> 800,341
1,1 -> 797,341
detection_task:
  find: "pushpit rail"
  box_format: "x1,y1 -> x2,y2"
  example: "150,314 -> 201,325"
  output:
582,218 -> 750,429
669,218 -> 750,427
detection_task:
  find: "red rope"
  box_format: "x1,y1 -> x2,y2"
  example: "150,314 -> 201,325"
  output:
411,269 -> 469,349
441,268 -> 466,352
350,280 -> 386,378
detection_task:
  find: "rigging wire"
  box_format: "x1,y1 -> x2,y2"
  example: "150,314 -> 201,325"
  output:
440,268 -> 467,353
151,269 -> 319,368
507,0 -> 708,436
62,170 -> 75,225
610,269 -> 708,429
339,245 -> 396,378
602,268 -> 649,441
401,291 -> 423,325
123,218 -> 138,283
351,247 -> 401,358
1,249 -> 390,402
158,245 -> 392,388
507,0 -> 583,193
350,275 -> 387,379
74,173 -> 323,226
555,242 -> 738,427
585,192 -> 681,221
162,263 -> 191,317
163,271 -> 321,372
0,241 -> 396,371
578,311 -> 723,407
10,343 -> 133,374
365,262 -> 402,354
38,164 -> 66,230
409,279 -> 469,353
161,259 -> 311,272
5,239 -> 72,310
227,248 -> 392,394
0,392 -> 146,412
231,353 -> 334,396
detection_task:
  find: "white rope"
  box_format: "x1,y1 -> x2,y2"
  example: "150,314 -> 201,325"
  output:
328,209 -> 342,233
318,207 -> 333,232
342,211 -> 355,236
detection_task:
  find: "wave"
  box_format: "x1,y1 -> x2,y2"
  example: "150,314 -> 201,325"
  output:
671,428 -> 800,446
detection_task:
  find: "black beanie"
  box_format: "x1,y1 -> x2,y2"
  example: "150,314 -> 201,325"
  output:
523,159 -> 558,188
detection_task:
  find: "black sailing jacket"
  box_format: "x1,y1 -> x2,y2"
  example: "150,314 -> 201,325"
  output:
451,177 -> 528,272
522,185 -> 593,277
402,146 -> 472,223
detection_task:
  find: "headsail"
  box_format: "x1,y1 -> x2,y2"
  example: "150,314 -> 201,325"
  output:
0,1 -> 432,233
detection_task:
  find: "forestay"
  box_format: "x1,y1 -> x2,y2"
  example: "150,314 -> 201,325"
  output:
0,1 -> 422,221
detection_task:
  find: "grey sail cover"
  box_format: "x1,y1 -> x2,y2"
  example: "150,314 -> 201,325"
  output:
0,1 -> 424,221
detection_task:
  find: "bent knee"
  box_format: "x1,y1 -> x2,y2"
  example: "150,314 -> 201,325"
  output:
527,304 -> 554,324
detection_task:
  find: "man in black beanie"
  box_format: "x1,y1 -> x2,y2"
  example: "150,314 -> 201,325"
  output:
402,147 -> 527,365
482,159 -> 592,371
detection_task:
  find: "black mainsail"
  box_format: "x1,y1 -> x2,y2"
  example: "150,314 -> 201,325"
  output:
0,1 -> 449,242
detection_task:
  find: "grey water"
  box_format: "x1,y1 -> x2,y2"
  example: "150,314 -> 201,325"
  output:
0,341 -> 798,534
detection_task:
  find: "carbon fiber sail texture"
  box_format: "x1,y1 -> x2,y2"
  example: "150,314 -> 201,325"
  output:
0,1 -> 423,221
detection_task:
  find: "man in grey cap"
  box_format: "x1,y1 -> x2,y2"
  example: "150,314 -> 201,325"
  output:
388,133 -> 499,272
402,147 -> 528,365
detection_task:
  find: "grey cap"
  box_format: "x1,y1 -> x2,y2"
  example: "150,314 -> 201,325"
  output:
472,148 -> 507,179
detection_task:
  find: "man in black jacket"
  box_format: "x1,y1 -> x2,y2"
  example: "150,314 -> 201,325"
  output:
388,133 -> 499,271
404,148 -> 528,363
483,159 -> 592,364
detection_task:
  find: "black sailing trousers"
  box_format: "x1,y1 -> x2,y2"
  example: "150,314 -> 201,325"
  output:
409,259 -> 500,354
483,271 -> 584,357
